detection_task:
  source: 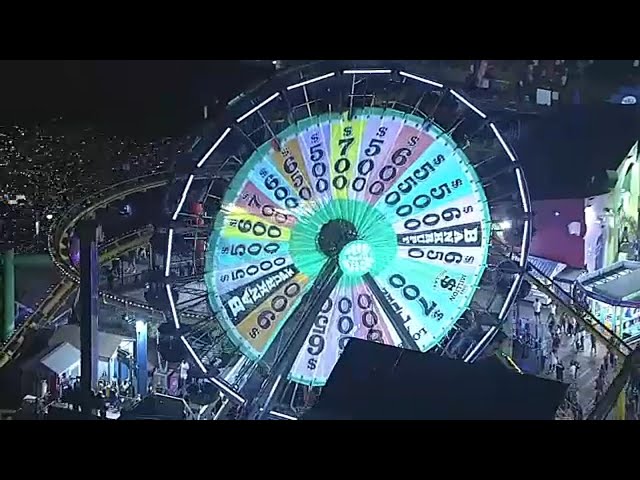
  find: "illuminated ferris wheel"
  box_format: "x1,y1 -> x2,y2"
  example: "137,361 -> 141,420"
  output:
164,61 -> 532,419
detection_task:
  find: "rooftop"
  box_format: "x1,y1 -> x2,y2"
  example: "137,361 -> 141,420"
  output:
40,342 -> 80,376
579,261 -> 640,303
305,339 -> 567,420
49,324 -> 129,360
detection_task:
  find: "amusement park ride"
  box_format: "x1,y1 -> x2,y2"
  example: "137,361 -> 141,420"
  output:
1,60 -> 638,420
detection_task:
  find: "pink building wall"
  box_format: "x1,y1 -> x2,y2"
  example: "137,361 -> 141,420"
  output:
529,198 -> 586,268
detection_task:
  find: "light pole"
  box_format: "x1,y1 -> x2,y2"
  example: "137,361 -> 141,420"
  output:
2,249 -> 15,341
135,319 -> 149,396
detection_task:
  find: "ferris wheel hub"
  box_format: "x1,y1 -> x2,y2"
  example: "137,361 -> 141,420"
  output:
317,219 -> 358,257
339,240 -> 375,277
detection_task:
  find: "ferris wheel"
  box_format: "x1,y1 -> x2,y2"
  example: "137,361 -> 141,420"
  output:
163,61 -> 532,419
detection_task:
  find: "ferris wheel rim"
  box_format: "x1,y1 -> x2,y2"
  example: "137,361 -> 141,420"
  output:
164,61 -> 533,408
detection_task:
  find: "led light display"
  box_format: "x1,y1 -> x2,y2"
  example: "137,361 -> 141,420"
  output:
205,108 -> 492,386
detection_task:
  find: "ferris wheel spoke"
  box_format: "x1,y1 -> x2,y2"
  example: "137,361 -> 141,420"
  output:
211,256 -> 296,297
297,116 -> 334,205
219,211 -> 292,244
349,280 -> 402,345
364,118 -> 436,205
371,256 -> 482,348
392,194 -> 487,234
231,269 -> 313,359
217,264 -> 303,326
269,131 -> 315,207
327,113 -> 367,201
348,109 -> 400,204
395,220 -> 487,275
231,180 -> 301,227
290,276 -> 363,385
212,238 -> 290,270
245,148 -> 307,217
362,273 -> 419,350
251,259 -> 342,407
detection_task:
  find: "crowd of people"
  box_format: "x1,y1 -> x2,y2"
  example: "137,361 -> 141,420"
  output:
515,296 -> 633,418
28,374 -> 139,420
1,119 -> 193,254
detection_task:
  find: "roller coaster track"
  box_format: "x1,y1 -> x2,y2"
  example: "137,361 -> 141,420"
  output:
0,226 -> 158,368
49,171 -> 171,279
17,170 -> 212,346
0,173 -> 174,369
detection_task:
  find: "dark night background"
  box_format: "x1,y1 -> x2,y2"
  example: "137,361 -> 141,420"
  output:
0,60 -> 268,138
1,59 -> 639,199
1,59 -> 639,420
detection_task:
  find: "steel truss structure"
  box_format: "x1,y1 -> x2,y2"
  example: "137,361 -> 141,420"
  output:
164,61 -> 532,419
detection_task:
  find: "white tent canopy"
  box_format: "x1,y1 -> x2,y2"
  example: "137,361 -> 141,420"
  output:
40,343 -> 81,376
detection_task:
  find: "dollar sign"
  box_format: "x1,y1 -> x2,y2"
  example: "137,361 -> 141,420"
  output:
440,276 -> 456,291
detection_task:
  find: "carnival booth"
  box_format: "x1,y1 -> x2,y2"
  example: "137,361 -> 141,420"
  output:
575,261 -> 640,342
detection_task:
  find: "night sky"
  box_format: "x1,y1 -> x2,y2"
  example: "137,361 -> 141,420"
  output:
2,60 -> 638,200
0,60 -> 269,138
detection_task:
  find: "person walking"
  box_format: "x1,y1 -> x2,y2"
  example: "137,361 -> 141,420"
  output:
549,350 -> 559,375
574,333 -> 581,353
578,330 -> 585,352
179,360 -> 190,396
549,301 -> 558,322
556,361 -> 565,382
533,298 -> 542,322
590,333 -> 597,356
609,350 -> 617,369
560,313 -> 567,335
540,350 -> 548,373
548,317 -> 556,337
569,361 -> 577,381
596,375 -> 604,396
569,360 -> 580,381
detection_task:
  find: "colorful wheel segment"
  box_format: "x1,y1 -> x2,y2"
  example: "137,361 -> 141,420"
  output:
205,107 -> 492,386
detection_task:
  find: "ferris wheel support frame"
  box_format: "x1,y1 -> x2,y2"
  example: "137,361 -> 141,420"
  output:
247,259 -> 342,419
165,62 -> 534,416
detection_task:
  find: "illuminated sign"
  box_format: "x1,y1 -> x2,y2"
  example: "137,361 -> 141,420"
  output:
206,108 -> 492,386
